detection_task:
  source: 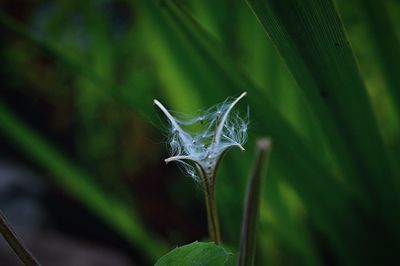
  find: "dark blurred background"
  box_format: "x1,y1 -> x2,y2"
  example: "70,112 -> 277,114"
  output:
0,0 -> 399,265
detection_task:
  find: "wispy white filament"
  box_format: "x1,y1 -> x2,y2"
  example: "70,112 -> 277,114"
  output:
154,92 -> 248,182
214,92 -> 247,148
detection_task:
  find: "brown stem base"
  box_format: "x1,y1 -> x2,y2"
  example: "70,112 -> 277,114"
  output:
203,181 -> 221,245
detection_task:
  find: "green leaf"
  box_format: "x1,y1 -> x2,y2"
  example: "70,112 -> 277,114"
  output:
336,0 -> 400,171
247,0 -> 399,217
155,241 -> 232,266
247,0 -> 400,263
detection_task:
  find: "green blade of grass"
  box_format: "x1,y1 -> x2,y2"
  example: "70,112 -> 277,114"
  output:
333,0 -> 400,147
354,0 -> 400,174
247,0 -> 398,218
0,102 -> 168,261
361,0 -> 400,117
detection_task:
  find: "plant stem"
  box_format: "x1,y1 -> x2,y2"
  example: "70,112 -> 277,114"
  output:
203,179 -> 221,245
238,138 -> 272,266
0,211 -> 41,266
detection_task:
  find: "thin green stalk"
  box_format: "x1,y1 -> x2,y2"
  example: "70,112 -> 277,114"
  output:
0,211 -> 41,266
238,138 -> 272,266
203,179 -> 221,245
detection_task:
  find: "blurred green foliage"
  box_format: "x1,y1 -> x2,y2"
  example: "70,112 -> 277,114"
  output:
0,0 -> 399,265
